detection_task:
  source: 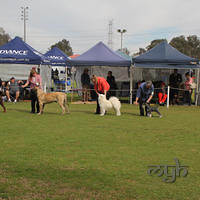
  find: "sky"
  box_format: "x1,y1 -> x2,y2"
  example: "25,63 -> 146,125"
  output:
1,0 -> 200,55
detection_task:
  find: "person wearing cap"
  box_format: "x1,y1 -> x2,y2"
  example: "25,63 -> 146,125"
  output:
81,68 -> 91,102
22,68 -> 42,113
6,77 -> 20,103
91,75 -> 110,114
134,81 -> 154,116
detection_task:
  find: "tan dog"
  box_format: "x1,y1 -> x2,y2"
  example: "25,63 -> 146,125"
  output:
36,87 -> 69,115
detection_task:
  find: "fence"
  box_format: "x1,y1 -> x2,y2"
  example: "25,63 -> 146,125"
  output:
59,86 -> 199,107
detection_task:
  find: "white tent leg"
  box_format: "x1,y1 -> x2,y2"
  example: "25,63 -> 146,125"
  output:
195,68 -> 200,106
44,82 -> 47,92
130,65 -> 133,104
167,86 -> 170,109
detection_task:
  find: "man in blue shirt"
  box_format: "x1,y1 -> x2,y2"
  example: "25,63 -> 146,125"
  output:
134,81 -> 154,116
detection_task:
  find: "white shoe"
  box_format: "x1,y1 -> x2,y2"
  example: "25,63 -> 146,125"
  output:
8,99 -> 11,102
14,99 -> 17,103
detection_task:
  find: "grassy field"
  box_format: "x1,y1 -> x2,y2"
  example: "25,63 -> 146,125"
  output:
0,102 -> 200,200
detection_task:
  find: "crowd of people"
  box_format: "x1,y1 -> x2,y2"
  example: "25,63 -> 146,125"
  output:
169,69 -> 196,105
81,68 -> 117,103
0,77 -> 24,103
0,67 -> 198,116
0,67 -> 42,113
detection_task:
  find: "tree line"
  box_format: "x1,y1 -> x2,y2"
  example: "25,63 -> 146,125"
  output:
1,27 -> 200,59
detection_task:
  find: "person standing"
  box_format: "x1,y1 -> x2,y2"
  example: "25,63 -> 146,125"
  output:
81,68 -> 91,102
107,71 -> 116,97
184,72 -> 193,106
134,81 -> 154,116
0,78 -> 6,112
22,68 -> 42,113
91,75 -> 110,114
169,69 -> 182,104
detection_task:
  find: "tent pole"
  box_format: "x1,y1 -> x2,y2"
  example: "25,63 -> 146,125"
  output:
195,68 -> 200,106
130,65 -> 133,104
65,66 -> 68,92
167,86 -> 170,109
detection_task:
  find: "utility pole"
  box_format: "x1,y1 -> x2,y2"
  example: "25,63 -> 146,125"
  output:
117,29 -> 127,51
21,6 -> 29,42
108,20 -> 113,49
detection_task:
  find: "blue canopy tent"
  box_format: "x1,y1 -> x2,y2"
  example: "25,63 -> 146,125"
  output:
116,50 -> 132,62
69,41 -> 131,67
0,36 -> 50,65
68,42 -> 131,98
133,41 -> 199,69
44,47 -> 70,66
132,41 -> 200,105
44,47 -> 71,91
0,36 -> 51,90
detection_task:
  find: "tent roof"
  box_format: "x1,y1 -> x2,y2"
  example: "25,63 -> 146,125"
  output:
133,41 -> 200,69
116,50 -> 132,61
0,36 -> 50,65
44,47 -> 70,66
69,42 -> 131,67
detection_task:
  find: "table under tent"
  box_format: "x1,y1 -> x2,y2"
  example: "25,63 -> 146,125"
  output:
131,41 -> 200,106
0,36 -> 51,92
44,47 -> 71,92
68,41 -> 131,101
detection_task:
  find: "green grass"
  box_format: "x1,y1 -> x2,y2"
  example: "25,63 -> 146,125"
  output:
0,102 -> 200,200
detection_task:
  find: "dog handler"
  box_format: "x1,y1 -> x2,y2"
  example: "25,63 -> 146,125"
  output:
134,81 -> 154,116
91,75 -> 110,114
22,68 -> 42,113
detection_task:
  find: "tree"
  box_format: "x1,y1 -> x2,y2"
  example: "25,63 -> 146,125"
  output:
122,47 -> 130,55
186,35 -> 200,59
134,39 -> 167,56
50,39 -> 73,56
0,27 -> 10,46
146,39 -> 167,50
170,35 -> 200,59
170,36 -> 188,55
133,48 -> 146,56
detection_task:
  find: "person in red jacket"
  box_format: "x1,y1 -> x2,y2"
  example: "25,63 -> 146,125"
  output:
158,82 -> 167,105
91,75 -> 110,114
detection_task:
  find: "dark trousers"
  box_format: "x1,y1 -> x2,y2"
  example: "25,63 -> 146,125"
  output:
30,89 -> 39,113
184,90 -> 192,106
107,88 -> 116,99
0,95 -> 6,112
169,88 -> 179,104
139,98 -> 148,116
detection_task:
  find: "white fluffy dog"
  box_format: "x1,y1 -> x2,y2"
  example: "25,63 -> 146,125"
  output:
98,94 -> 121,116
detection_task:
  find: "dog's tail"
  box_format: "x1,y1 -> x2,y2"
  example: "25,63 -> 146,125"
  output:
109,97 -> 121,108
